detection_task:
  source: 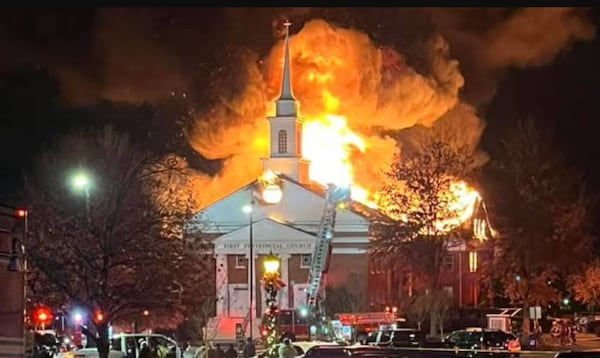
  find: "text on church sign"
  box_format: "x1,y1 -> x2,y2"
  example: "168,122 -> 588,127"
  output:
217,241 -> 314,252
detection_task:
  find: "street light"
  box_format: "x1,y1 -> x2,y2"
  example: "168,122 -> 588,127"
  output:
263,254 -> 280,274
72,172 -> 91,190
70,171 -> 92,222
242,200 -> 256,340
262,252 -> 281,357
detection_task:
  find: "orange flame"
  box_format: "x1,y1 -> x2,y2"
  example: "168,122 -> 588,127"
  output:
299,87 -> 480,230
190,19 -> 482,229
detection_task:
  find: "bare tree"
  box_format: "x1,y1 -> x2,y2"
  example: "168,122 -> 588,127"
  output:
175,297 -> 216,343
404,294 -> 430,331
371,139 -> 478,335
24,126 -> 211,358
430,290 -> 452,338
323,273 -> 366,315
486,117 -> 594,334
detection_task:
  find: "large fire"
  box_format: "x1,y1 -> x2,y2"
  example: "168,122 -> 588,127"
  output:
188,19 -> 484,231
297,87 -> 480,230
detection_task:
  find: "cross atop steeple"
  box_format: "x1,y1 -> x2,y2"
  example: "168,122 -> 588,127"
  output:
278,21 -> 294,101
261,20 -> 309,183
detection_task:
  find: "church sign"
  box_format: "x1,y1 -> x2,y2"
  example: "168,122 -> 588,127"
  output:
216,241 -> 314,253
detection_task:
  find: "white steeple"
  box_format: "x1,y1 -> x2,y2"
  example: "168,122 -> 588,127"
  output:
261,21 -> 310,184
275,21 -> 298,117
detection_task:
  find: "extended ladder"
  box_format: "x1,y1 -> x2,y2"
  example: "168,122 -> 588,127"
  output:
306,184 -> 351,309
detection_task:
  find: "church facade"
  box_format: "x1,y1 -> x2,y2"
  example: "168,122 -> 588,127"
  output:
187,24 -> 493,341
188,24 -> 377,340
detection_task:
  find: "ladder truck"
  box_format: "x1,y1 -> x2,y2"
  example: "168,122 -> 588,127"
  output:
305,184 -> 352,341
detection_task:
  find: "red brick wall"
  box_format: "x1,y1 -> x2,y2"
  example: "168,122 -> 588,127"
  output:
227,254 -> 247,284
219,252 -> 369,312
365,250 -> 487,309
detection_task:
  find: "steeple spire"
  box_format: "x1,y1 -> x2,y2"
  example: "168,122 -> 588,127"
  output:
279,21 -> 294,100
262,20 -> 309,183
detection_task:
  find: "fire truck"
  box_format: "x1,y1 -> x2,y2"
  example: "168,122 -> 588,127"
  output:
334,309 -> 405,341
263,181 -> 401,342
303,184 -> 352,340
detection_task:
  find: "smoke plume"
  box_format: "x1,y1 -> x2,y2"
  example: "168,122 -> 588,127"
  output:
0,8 -> 594,208
185,10 -> 594,208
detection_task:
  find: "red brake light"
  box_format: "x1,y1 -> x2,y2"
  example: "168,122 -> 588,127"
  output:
507,340 -> 521,351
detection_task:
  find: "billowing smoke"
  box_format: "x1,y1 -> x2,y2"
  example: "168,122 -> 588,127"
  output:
186,19 -> 467,207
186,11 -> 594,208
0,8 -> 593,208
427,7 -> 595,102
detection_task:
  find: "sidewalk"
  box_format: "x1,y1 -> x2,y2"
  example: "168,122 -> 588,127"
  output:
538,332 -> 600,351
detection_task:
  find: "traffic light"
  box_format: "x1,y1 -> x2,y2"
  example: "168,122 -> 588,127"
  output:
32,307 -> 52,326
14,209 -> 27,218
94,310 -> 104,323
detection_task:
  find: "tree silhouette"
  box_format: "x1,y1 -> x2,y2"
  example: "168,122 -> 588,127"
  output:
403,294 -> 429,331
569,260 -> 600,311
323,273 -> 366,315
24,126 -> 212,358
485,117 -> 594,334
371,139 -> 478,335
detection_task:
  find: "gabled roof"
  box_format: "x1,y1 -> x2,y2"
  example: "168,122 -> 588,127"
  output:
214,217 -> 316,244
197,173 -> 387,222
275,174 -> 389,222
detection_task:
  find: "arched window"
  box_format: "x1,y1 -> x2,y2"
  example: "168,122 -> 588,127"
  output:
278,130 -> 287,153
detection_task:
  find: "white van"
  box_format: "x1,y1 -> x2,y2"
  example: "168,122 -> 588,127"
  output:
111,333 -> 181,358
70,333 -> 181,358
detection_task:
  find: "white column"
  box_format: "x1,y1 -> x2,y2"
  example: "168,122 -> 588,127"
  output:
246,252 -> 259,339
246,252 -> 259,316
279,253 -> 291,309
214,254 -> 228,317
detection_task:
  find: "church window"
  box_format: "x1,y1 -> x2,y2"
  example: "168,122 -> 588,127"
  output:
235,255 -> 248,269
300,254 -> 312,269
278,130 -> 287,153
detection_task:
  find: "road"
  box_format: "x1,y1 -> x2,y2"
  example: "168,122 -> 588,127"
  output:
518,332 -> 600,358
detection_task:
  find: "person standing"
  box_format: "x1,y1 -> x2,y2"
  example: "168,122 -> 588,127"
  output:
225,344 -> 237,358
242,338 -> 255,358
277,338 -> 295,358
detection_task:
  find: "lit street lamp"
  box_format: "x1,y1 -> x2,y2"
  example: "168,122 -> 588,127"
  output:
242,201 -> 255,340
262,253 -> 282,358
70,171 -> 92,222
263,254 -> 280,274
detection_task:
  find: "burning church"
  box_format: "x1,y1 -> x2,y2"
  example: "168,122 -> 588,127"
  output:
186,20 -> 495,341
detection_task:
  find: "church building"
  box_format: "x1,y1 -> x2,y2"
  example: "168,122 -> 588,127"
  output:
187,23 -> 494,341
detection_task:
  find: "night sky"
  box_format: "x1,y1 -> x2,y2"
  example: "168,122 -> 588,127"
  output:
1,7 -> 599,213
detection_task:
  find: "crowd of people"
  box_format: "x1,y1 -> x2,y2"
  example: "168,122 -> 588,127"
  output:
549,319 -> 577,346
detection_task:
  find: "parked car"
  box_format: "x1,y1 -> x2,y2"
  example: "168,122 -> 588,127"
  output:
362,329 -> 426,348
442,328 -> 521,358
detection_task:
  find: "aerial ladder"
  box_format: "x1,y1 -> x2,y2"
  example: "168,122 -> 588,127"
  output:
305,184 -> 352,340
